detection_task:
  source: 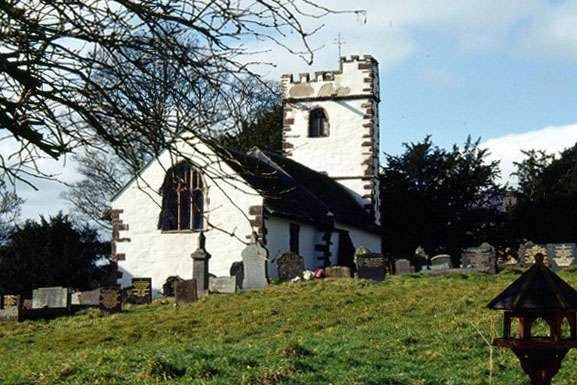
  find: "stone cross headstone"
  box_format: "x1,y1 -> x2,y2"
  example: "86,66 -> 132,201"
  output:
99,288 -> 122,313
32,287 -> 70,309
395,259 -> 411,275
356,253 -> 386,282
230,262 -> 244,290
519,241 -> 548,267
462,242 -> 496,273
126,278 -> 152,304
277,252 -> 304,281
241,233 -> 268,289
548,243 -> 577,272
325,266 -> 352,279
191,232 -> 211,296
209,276 -> 237,294
430,255 -> 453,270
175,279 -> 198,305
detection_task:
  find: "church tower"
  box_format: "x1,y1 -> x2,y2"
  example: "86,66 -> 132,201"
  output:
281,55 -> 380,225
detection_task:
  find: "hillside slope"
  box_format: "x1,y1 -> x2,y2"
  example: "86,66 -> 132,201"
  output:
2,272 -> 577,384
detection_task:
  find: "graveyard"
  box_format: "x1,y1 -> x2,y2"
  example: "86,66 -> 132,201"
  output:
2,270 -> 577,384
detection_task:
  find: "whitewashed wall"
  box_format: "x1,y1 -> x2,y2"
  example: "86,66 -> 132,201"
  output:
337,222 -> 382,255
265,216 -> 318,277
264,216 -> 382,278
112,137 -> 263,296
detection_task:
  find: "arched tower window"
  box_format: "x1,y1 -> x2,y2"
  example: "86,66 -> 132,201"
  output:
159,163 -> 204,231
308,108 -> 328,137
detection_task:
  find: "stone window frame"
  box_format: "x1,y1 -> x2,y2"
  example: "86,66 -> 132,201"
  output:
308,107 -> 329,137
158,162 -> 205,232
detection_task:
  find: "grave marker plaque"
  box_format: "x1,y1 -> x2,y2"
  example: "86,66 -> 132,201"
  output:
32,287 -> 69,309
463,243 -> 496,273
325,266 -> 352,279
277,252 -> 304,282
127,278 -> 152,304
209,277 -> 237,294
356,253 -> 386,282
549,243 -> 577,272
175,279 -> 198,305
99,288 -> 122,313
3,295 -> 20,310
519,242 -> 549,267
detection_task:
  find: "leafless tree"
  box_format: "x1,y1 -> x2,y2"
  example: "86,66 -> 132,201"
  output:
0,180 -> 23,240
1,0 -> 364,187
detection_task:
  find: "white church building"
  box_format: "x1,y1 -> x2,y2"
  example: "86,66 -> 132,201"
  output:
109,55 -> 382,294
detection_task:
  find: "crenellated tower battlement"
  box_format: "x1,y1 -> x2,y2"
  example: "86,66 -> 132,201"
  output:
281,55 -> 379,103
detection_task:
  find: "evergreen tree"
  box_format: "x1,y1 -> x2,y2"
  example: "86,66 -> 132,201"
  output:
0,213 -> 109,297
380,136 -> 505,263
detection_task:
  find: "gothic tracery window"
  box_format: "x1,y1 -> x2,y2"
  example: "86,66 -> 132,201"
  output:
159,163 -> 204,231
308,108 -> 328,137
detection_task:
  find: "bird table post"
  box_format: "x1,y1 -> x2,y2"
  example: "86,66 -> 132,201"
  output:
488,253 -> 577,384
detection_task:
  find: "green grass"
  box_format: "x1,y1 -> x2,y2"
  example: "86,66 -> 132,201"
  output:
3,271 -> 577,384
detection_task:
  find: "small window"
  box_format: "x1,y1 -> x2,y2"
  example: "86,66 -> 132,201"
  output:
309,108 -> 328,137
159,163 -> 204,231
289,223 -> 300,254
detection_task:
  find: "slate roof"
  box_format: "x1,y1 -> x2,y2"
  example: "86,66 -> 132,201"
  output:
210,143 -> 379,233
488,256 -> 577,311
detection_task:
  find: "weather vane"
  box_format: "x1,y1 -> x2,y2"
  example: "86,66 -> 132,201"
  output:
334,32 -> 345,58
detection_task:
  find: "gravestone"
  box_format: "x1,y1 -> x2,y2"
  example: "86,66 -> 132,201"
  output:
241,233 -> 268,289
548,243 -> 577,272
2,294 -> 20,310
462,242 -> 496,273
395,259 -> 411,275
32,287 -> 70,309
22,299 -> 32,309
430,255 -> 452,270
71,289 -> 101,307
162,276 -> 183,297
325,266 -> 352,278
230,262 -> 244,290
277,252 -> 304,281
519,241 -> 548,267
126,278 -> 152,305
99,288 -> 122,313
414,246 -> 428,272
175,279 -> 198,305
356,253 -> 386,282
191,232 -> 211,296
209,276 -> 237,294
2,294 -> 21,311
0,307 -> 19,322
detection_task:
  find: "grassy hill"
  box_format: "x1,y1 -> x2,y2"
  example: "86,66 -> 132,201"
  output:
2,271 -> 577,384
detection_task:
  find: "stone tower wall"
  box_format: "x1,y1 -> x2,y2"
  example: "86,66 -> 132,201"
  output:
281,55 -> 380,224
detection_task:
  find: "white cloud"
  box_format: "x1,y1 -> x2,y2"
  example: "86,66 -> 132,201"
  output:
514,1 -> 577,62
481,123 -> 577,186
418,66 -> 462,87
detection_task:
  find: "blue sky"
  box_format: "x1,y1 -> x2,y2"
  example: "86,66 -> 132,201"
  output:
14,0 -> 577,221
